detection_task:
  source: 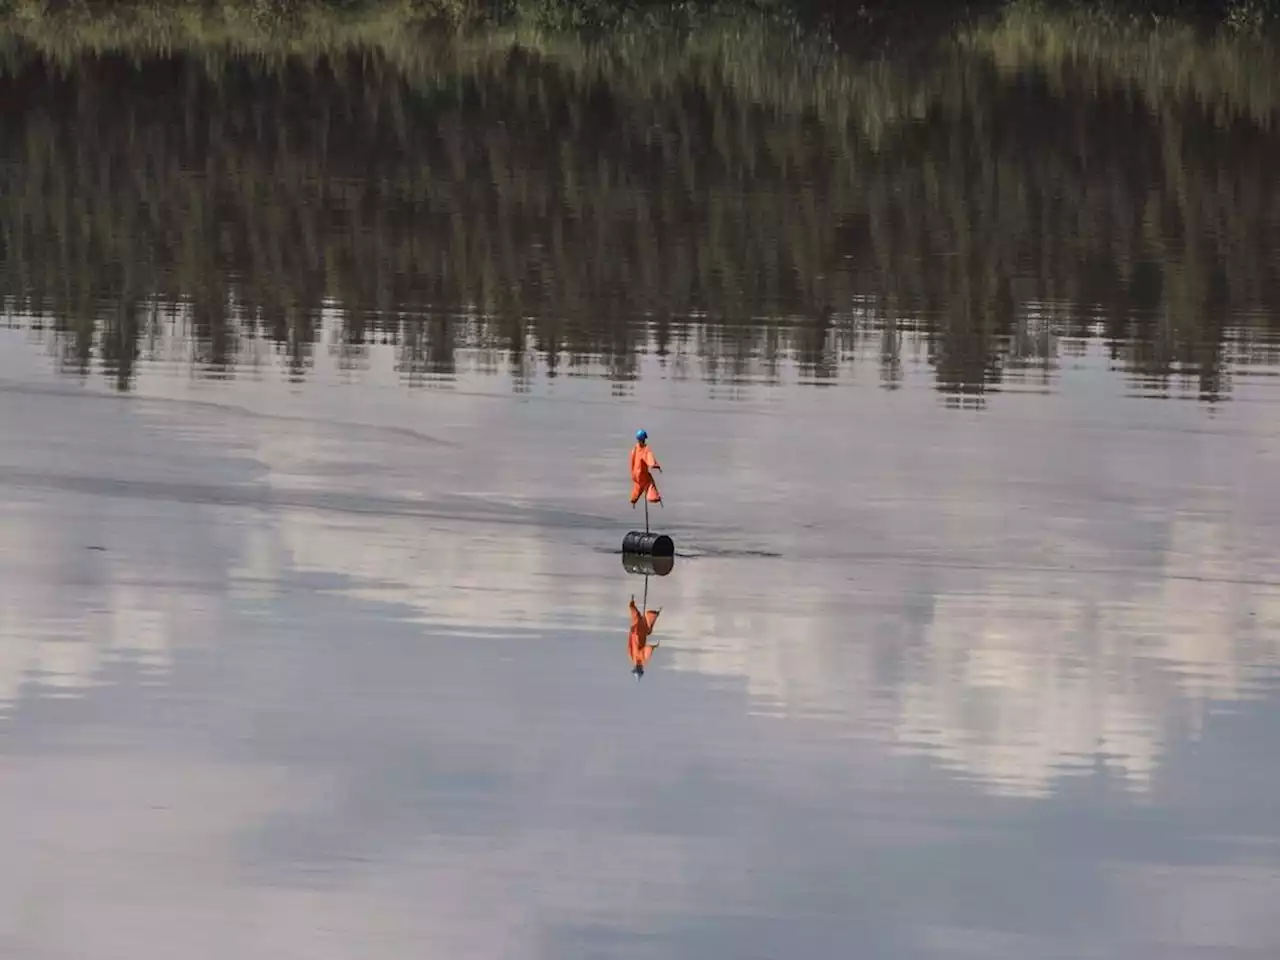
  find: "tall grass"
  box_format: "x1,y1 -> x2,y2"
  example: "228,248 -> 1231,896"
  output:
0,1 -> 478,62
967,2 -> 1280,127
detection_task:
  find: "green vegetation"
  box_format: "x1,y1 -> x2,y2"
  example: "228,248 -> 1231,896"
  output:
0,0 -> 1277,43
971,4 -> 1280,122
0,4 -> 1277,398
0,0 -> 798,39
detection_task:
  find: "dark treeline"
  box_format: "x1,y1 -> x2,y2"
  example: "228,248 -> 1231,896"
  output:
1,19 -> 1278,397
1,0 -> 1277,34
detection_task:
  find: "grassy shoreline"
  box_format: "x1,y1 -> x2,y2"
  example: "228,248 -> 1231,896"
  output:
0,0 -> 1277,58
2,0 -> 1275,136
2,0 -> 1277,396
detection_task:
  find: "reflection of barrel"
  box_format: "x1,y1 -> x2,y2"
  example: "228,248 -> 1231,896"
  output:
622,530 -> 675,557
622,553 -> 675,577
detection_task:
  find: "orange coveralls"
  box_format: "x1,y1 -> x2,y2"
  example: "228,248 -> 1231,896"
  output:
629,441 -> 662,505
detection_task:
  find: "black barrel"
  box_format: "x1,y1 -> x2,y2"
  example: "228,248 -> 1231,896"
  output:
622,530 -> 675,557
622,553 -> 675,577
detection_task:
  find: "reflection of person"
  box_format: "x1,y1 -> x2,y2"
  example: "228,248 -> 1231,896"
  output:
629,429 -> 662,507
628,595 -> 661,679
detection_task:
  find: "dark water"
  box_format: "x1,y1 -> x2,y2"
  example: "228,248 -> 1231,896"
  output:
2,23 -> 1280,959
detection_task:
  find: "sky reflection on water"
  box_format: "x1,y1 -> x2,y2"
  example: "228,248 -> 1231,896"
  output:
2,318 -> 1279,957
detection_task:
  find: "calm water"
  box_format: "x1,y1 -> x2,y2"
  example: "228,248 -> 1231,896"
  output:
3,23 -> 1280,959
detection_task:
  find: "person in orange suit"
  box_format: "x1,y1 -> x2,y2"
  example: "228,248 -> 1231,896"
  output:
629,429 -> 662,507
628,594 -> 661,679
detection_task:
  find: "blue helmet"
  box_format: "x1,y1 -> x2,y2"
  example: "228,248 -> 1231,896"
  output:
636,429 -> 648,442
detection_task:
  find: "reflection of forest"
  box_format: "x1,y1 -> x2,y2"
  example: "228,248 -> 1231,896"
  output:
1,22 -> 1277,397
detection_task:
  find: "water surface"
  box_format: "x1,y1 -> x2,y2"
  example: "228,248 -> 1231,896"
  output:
2,22 -> 1280,959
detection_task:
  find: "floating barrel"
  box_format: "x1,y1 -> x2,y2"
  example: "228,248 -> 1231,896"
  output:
622,553 -> 675,577
622,530 -> 675,558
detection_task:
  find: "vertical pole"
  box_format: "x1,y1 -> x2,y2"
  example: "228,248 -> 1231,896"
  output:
642,574 -> 649,612
644,497 -> 650,534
